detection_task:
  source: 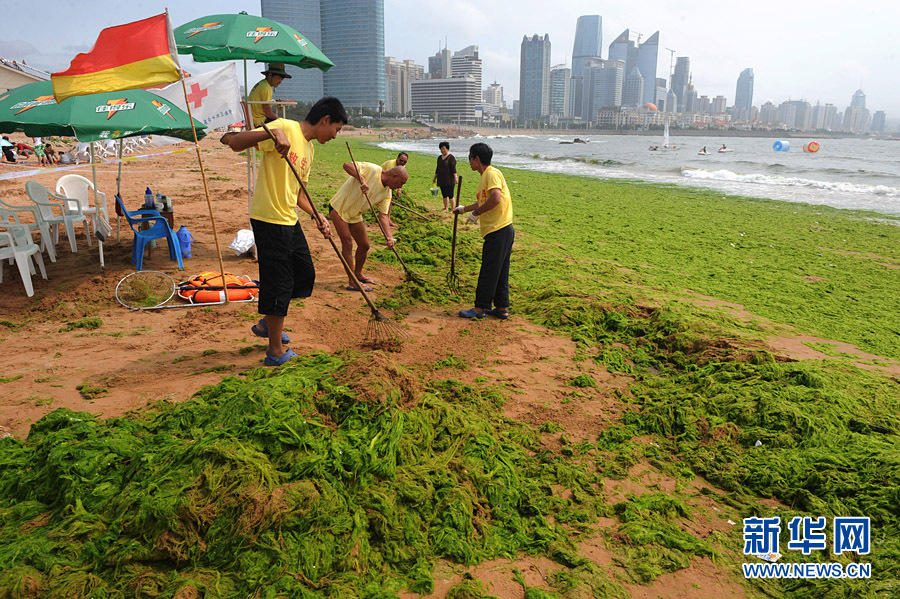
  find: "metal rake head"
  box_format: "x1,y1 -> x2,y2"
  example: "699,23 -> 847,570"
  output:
365,310 -> 408,349
446,270 -> 460,295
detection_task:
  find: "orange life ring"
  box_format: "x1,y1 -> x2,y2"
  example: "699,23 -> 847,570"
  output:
177,271 -> 259,303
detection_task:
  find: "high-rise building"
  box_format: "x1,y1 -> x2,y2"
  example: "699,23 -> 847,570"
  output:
586,59 -> 623,120
850,89 -> 866,109
519,33 -> 551,124
385,57 -> 424,114
622,67 -> 644,107
684,79 -> 697,113
608,30 -> 638,77
428,46 -> 451,79
261,0 -> 385,109
451,45 -> 482,91
871,110 -> 886,132
570,15 -> 602,118
711,95 -> 727,114
410,77 -> 481,124
735,68 -> 753,114
759,101 -> 777,124
637,32 -> 659,105
260,0 -> 324,101
549,65 -> 571,117
671,57 -> 690,112
655,77 -> 667,111
484,81 -> 504,107
697,95 -> 710,114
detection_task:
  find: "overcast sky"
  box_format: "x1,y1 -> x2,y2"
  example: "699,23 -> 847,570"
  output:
4,1 -> 897,118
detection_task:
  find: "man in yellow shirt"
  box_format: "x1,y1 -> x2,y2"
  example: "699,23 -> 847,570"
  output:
381,152 -> 408,228
329,161 -> 408,290
248,63 -> 291,128
452,142 -> 514,320
221,97 -> 348,366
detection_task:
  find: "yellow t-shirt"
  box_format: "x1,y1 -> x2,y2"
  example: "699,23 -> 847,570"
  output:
330,162 -> 391,224
248,79 -> 273,128
381,159 -> 397,170
250,118 -> 314,226
476,166 -> 513,237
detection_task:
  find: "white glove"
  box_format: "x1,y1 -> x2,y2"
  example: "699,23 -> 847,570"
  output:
466,212 -> 479,225
452,205 -> 465,215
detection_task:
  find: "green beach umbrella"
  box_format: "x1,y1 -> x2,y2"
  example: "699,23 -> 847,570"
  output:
174,12 -> 333,71
0,80 -> 206,142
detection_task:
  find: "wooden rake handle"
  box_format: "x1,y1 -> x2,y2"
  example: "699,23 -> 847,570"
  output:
261,124 -> 379,314
450,176 -> 462,270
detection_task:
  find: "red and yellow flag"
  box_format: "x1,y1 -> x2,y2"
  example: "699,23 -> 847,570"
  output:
51,13 -> 181,103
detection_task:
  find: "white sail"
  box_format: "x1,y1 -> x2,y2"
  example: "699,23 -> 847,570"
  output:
663,118 -> 670,148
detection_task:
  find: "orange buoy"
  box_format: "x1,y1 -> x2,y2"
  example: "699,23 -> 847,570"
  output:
177,271 -> 259,303
803,141 -> 820,153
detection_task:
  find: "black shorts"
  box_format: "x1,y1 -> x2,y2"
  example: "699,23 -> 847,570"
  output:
251,219 -> 315,317
439,184 -> 455,199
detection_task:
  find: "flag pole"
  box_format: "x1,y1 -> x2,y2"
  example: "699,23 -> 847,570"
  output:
180,76 -> 229,303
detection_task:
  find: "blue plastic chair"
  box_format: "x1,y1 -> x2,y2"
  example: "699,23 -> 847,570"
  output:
115,195 -> 183,271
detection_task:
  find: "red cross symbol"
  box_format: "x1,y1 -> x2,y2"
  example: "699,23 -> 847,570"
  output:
186,83 -> 208,109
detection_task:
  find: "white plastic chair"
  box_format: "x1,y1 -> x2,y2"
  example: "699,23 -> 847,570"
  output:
0,219 -> 47,297
0,198 -> 57,263
72,143 -> 92,164
25,181 -> 90,253
56,174 -> 108,240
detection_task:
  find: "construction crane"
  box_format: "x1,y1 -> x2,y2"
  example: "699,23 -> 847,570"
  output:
665,48 -> 676,80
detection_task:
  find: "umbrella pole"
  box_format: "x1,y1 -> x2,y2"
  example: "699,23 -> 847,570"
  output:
244,58 -> 253,220
89,144 -> 104,268
116,139 -> 123,243
180,77 -> 229,303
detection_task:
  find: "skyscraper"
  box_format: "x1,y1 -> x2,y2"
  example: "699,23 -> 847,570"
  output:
570,15 -> 602,119
670,57 -> 690,112
428,46 -> 451,79
735,68 -> 754,114
871,110 -> 886,133
451,45 -> 482,91
484,82 -> 504,107
622,67 -> 644,106
637,32 -> 659,105
549,65 -> 571,117
260,0 -> 324,101
851,89 -> 866,109
519,34 -> 551,124
261,0 -> 385,109
608,30 -> 638,76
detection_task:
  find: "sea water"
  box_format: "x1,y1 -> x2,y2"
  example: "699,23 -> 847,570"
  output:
378,135 -> 900,217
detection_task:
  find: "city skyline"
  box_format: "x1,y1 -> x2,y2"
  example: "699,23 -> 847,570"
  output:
2,1 -> 897,122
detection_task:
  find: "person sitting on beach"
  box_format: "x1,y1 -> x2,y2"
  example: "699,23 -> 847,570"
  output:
452,142 -> 514,321
432,141 -> 457,212
329,161 -> 407,291
382,152 -> 409,229
44,143 -> 60,165
15,142 -> 34,159
248,63 -> 291,128
220,96 -> 348,367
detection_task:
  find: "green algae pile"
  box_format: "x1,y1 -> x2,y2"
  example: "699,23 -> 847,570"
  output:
0,353 -> 625,598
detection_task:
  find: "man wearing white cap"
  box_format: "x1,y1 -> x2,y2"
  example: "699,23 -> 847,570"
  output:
248,62 -> 292,128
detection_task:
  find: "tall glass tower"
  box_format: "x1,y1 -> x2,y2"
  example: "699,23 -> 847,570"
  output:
636,32 -> 659,105
260,0 -> 386,109
519,34 -> 551,124
671,57 -> 690,112
735,68 -> 754,113
570,15 -> 602,118
260,0 -> 324,102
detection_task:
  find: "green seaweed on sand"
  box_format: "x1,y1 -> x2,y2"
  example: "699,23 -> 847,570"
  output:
0,352 -> 620,597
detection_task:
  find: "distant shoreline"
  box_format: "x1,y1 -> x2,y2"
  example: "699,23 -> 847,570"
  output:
430,125 -> 899,141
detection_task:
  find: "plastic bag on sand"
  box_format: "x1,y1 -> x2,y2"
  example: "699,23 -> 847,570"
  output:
229,229 -> 255,256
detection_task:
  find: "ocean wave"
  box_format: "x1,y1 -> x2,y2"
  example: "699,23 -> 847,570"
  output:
681,168 -> 900,196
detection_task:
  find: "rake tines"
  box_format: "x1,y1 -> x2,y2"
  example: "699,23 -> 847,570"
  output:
365,309 -> 408,349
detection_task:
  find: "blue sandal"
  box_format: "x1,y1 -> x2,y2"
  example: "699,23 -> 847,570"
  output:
458,308 -> 487,319
252,319 -> 290,344
486,308 -> 509,320
264,348 -> 298,366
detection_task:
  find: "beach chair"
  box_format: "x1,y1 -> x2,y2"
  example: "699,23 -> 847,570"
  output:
72,143 -> 92,164
56,174 -> 108,240
115,195 -> 182,271
0,216 -> 47,297
25,181 -> 90,253
0,198 -> 57,262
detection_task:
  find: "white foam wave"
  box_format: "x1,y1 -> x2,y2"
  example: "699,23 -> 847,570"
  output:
682,168 -> 900,197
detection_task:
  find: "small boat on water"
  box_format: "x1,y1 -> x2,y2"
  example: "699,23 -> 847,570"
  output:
718,146 -> 733,153
698,148 -> 709,156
